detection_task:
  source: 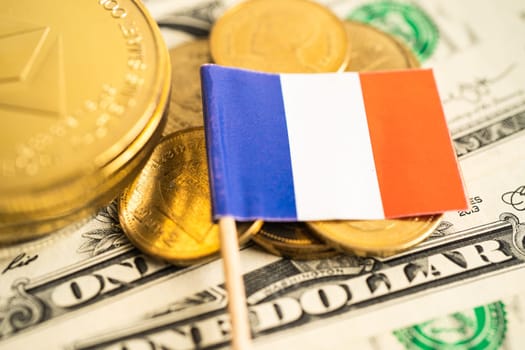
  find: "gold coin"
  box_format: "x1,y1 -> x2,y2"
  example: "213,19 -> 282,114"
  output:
0,111 -> 165,243
165,39 -> 212,135
119,127 -> 262,265
0,0 -> 170,240
253,223 -> 338,260
344,20 -> 418,71
307,215 -> 442,257
210,0 -> 349,73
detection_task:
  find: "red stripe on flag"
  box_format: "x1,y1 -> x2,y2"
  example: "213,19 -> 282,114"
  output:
359,69 -> 467,217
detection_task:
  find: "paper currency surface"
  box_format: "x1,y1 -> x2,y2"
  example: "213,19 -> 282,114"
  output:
1,1 -> 525,349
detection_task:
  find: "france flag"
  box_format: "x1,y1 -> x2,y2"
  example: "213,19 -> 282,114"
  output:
201,64 -> 467,221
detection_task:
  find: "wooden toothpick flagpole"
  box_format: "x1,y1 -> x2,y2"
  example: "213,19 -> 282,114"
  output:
219,216 -> 252,350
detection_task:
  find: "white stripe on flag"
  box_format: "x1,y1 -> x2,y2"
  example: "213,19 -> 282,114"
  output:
280,73 -> 384,220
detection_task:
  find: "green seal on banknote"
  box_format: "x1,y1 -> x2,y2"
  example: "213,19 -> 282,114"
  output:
348,1 -> 439,62
393,301 -> 507,350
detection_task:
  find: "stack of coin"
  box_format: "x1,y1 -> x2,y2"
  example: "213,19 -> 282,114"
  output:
118,0 -> 350,263
118,0 -> 440,263
207,1 -> 439,258
0,0 -> 170,245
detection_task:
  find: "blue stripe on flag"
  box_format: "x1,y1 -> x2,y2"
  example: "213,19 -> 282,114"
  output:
201,65 -> 297,220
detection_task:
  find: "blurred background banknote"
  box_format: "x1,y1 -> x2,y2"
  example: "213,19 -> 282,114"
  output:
1,0 -> 525,349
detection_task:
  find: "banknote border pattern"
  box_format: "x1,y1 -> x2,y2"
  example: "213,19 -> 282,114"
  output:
453,109 -> 525,158
70,212 -> 525,350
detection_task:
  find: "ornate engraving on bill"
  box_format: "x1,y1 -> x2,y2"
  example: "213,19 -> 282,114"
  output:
67,211 -> 525,349
0,202 -> 181,340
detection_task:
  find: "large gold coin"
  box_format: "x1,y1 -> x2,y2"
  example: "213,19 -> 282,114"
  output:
1,0 -> 170,240
210,0 -> 349,73
165,39 -> 212,135
307,215 -> 442,257
119,128 -> 262,265
0,112 -> 165,243
253,223 -> 338,260
344,20 -> 419,71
